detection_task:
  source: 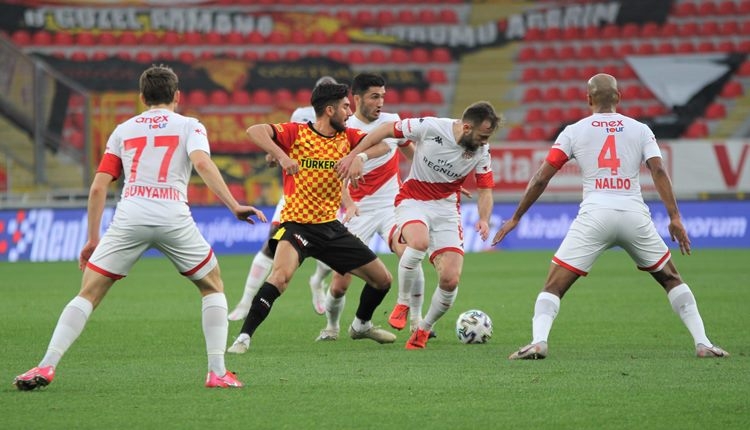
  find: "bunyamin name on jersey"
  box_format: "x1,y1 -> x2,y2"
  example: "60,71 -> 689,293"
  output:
124,184 -> 182,200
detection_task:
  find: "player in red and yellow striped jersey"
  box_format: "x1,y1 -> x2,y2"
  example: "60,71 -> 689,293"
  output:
228,83 -> 397,354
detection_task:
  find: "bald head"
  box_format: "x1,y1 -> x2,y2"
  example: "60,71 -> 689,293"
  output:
587,73 -> 620,112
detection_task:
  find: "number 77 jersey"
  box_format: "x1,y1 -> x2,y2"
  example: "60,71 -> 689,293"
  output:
101,108 -> 210,224
547,112 -> 662,214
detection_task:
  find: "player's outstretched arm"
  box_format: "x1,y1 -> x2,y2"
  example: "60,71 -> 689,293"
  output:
247,124 -> 298,175
646,156 -> 691,255
475,188 -> 493,241
492,161 -> 557,247
190,150 -> 267,224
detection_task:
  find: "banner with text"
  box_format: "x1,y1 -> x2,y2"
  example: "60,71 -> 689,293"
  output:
1,200 -> 747,263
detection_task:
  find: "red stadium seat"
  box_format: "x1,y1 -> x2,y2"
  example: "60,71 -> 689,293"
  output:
275,88 -> 294,106
699,21 -> 720,37
506,126 -> 527,141
134,51 -> 154,63
431,48 -> 452,63
426,69 -> 448,84
601,24 -> 620,39
411,47 -> 431,64
417,9 -> 437,24
11,30 -> 31,46
597,43 -> 617,58
31,30 -> 52,45
376,10 -> 395,26
705,102 -> 727,119
330,29 -> 349,44
620,23 -> 640,38
676,41 -> 695,54
697,2 -> 718,16
438,8 -> 458,24
564,106 -> 587,122
542,86 -> 563,102
562,27 -> 580,40
75,32 -> 97,46
558,45 -> 577,60
295,88 -> 312,105
525,108 -> 544,123
656,42 -> 675,54
645,104 -> 668,117
522,87 -> 543,103
544,107 -> 565,122
518,46 -> 537,62
309,30 -> 329,45
527,126 -> 549,141
423,89 -> 443,104
659,22 -> 678,38
717,0 -> 737,15
347,49 -> 367,64
559,66 -> 578,81
737,61 -> 750,77
719,20 -> 739,36
521,67 -> 540,82
540,67 -> 559,81
231,90 -> 252,106
563,86 -> 585,102
543,27 -> 562,41
226,32 -> 245,45
673,1 -> 697,17
209,90 -> 230,106
640,22 -> 660,38
369,49 -> 388,63
186,90 -> 208,107
720,81 -> 744,98
253,89 -> 273,105
205,32 -> 223,45
401,88 -> 422,104
390,48 -> 410,63
678,22 -> 699,37
684,120 -> 708,138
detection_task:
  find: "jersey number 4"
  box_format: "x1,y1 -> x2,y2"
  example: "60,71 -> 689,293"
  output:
597,134 -> 620,175
124,135 -> 179,183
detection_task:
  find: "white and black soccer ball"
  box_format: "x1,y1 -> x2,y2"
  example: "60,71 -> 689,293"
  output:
455,309 -> 493,344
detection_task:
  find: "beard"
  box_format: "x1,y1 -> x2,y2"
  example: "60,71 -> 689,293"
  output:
331,117 -> 347,132
458,135 -> 480,155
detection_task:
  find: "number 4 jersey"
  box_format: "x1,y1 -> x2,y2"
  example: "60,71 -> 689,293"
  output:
546,112 -> 661,214
97,108 -> 210,225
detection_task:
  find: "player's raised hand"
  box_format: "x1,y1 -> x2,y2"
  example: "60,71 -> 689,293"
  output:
234,205 -> 267,224
491,218 -> 519,247
460,187 -> 472,198
668,217 -> 691,255
336,154 -> 365,188
264,153 -> 279,168
342,204 -> 360,224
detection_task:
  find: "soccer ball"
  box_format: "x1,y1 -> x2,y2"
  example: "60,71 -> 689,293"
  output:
455,309 -> 493,344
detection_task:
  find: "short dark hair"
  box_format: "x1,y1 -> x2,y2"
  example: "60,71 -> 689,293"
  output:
139,65 -> 178,106
311,83 -> 350,117
462,101 -> 501,131
351,73 -> 386,96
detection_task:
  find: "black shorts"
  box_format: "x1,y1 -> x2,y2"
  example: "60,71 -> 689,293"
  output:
269,220 -> 377,274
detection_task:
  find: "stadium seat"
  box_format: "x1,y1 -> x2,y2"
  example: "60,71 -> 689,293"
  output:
247,31 -> 264,45
621,105 -> 644,119
582,26 -> 599,39
431,48 -> 452,63
527,126 -> 549,141
426,69 -> 448,84
542,86 -> 563,102
70,51 -> 88,62
597,43 -> 617,59
719,20 -> 739,36
390,48 -> 410,63
636,42 -> 655,55
242,50 -> 259,61
543,27 -> 562,41
518,46 -> 537,62
618,65 -> 637,80
564,106 -> 587,122
11,30 -> 31,46
387,89 -> 401,105
506,126 -> 526,141
411,47 -> 431,64
601,24 -> 620,39
369,49 -> 388,63
398,110 -> 415,119
717,0 -> 737,15
423,89 -> 444,104
284,50 -> 302,61
275,88 -> 294,106
720,81 -> 744,98
563,86 -> 585,102
656,42 -> 675,54
347,49 -> 367,64
699,21 -> 720,37
225,32 -> 245,45
267,30 -> 287,44
560,66 -> 579,81
621,23 -> 640,38
253,89 -> 273,105
330,29 -> 349,44
678,22 -> 699,37
673,1 -> 698,17
537,46 -> 558,61
696,41 -> 715,53
31,30 -> 52,45
75,32 -> 97,46
684,120 -> 708,138
231,90 -> 252,106
417,9 -> 437,24
676,41 -> 695,53
186,90 -> 208,107
134,51 -> 154,63
705,102 -> 727,119
376,10 -> 395,26
401,88 -> 423,104
290,30 -> 307,45
525,108 -> 544,123
659,22 -> 678,38
645,104 -> 668,117
295,88 -> 312,105
562,27 -> 581,40
522,87 -> 543,103
326,50 -> 344,62
209,90 -> 230,106
205,32 -> 223,45
544,107 -> 565,123
558,45 -> 577,60
438,8 -> 459,24
540,67 -> 559,81
640,22 -> 660,38
737,61 -> 750,77
697,2 -> 718,15
309,30 -> 328,45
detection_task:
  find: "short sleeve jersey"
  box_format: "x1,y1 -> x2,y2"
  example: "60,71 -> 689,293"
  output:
345,112 -> 408,205
550,112 -> 661,213
393,117 -> 493,206
101,108 -> 209,225
271,122 -> 366,223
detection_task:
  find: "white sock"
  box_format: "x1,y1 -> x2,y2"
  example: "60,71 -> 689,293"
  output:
399,247 -> 426,300
421,286 -> 457,331
238,252 -> 273,307
409,266 -> 425,328
311,260 -> 333,284
39,296 -> 93,368
531,292 -> 560,344
202,293 -> 228,375
325,290 -> 345,332
668,283 -> 711,347
351,317 -> 372,332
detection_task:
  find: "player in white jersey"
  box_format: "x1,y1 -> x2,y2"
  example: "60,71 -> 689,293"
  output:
315,73 -> 422,341
492,73 -> 728,360
227,76 -> 337,320
338,101 -> 501,349
13,66 -> 267,391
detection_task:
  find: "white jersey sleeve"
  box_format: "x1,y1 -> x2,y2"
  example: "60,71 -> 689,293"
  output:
555,113 -> 659,213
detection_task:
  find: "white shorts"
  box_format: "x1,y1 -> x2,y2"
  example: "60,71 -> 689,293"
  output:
87,219 -> 217,281
553,209 -> 670,276
394,199 -> 463,261
345,205 -> 396,250
271,196 -> 286,225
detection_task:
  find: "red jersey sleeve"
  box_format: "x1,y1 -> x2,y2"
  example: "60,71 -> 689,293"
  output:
393,121 -> 405,139
96,153 -> 122,179
546,146 -> 569,170
475,171 -> 494,188
347,127 -> 367,148
269,122 -> 301,153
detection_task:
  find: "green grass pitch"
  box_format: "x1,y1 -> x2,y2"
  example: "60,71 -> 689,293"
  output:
2,249 -> 748,429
